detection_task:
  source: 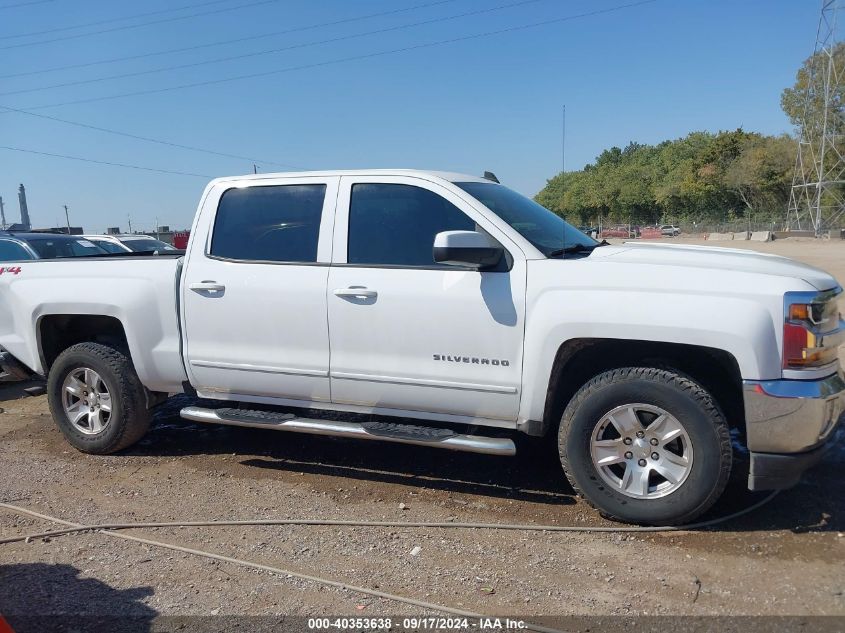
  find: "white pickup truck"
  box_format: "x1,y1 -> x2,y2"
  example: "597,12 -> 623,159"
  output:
0,170 -> 842,525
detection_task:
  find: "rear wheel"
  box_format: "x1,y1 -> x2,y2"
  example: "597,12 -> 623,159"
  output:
47,342 -> 151,454
559,367 -> 732,525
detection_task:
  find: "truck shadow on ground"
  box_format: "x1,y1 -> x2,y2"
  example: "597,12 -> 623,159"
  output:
6,386 -> 840,530
0,563 -> 156,633
0,380 -> 44,402
136,396 -> 577,507
132,397 -> 845,532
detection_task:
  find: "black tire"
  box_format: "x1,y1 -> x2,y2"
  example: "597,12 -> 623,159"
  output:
47,342 -> 151,454
558,367 -> 732,525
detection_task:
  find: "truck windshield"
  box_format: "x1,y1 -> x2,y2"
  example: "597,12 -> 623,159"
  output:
92,240 -> 129,254
121,238 -> 178,253
454,182 -> 597,257
27,237 -> 108,259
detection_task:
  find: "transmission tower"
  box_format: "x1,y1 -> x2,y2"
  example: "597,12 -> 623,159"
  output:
786,0 -> 845,235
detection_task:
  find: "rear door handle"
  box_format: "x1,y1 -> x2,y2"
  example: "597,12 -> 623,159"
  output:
189,280 -> 225,293
333,286 -> 377,299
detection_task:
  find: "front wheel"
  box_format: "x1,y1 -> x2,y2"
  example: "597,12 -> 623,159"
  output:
559,367 -> 732,525
47,342 -> 151,454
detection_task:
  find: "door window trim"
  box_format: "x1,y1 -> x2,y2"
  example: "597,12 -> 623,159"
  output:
331,176 -> 516,271
198,176 -> 340,266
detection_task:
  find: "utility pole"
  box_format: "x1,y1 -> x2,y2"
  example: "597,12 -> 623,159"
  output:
561,104 -> 566,175
63,205 -> 71,234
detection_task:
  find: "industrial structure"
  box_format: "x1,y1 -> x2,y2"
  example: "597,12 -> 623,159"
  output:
8,183 -> 33,231
786,0 -> 845,235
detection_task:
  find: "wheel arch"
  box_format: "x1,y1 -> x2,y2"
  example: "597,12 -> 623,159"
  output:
539,338 -> 745,441
38,313 -> 129,372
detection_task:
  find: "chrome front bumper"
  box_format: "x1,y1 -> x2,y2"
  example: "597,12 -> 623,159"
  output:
743,371 -> 844,490
743,371 -> 844,453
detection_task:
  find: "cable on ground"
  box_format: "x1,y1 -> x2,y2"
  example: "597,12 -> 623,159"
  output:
0,492 -> 779,633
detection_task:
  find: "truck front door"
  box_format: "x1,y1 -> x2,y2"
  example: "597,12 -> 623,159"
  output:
326,176 -> 526,422
182,176 -> 338,403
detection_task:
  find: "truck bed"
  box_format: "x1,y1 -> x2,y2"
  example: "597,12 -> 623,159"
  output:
0,256 -> 188,392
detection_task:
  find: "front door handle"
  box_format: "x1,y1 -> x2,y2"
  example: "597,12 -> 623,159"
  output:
333,286 -> 377,299
189,280 -> 226,293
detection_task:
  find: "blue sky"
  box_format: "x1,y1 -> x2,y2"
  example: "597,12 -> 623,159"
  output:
0,0 -> 823,232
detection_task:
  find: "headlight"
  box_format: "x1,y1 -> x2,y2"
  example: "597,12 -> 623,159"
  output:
783,291 -> 844,370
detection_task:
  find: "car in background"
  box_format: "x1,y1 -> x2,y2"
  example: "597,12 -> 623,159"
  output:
0,232 -> 109,261
598,225 -> 632,239
661,225 -> 681,236
84,234 -> 181,254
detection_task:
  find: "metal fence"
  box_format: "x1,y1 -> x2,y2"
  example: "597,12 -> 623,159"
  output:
675,220 -> 781,236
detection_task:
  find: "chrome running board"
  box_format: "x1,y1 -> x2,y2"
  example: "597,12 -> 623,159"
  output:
179,406 -> 516,457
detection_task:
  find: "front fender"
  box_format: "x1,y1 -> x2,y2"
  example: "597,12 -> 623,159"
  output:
518,288 -> 781,423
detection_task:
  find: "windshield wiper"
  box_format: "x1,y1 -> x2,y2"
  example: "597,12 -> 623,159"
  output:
547,240 -> 609,258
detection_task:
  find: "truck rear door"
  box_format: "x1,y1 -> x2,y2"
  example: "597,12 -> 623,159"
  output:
181,176 -> 338,403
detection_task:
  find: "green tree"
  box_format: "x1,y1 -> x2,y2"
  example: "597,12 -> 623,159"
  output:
724,135 -> 796,222
781,41 -> 845,137
535,130 -> 795,227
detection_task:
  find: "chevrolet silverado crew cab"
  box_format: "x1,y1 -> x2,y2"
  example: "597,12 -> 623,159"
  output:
0,170 -> 842,525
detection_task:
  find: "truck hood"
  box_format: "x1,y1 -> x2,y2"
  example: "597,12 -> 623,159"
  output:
587,242 -> 838,290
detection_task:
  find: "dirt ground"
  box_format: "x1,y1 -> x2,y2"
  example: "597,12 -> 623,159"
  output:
1,237 -> 844,632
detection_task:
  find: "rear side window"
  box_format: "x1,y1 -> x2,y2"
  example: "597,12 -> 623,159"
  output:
347,184 -> 475,266
211,184 -> 326,263
0,240 -> 32,261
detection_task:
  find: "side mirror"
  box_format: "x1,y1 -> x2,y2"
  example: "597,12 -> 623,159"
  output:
433,230 -> 503,270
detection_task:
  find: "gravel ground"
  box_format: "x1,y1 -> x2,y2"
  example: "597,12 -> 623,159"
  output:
1,238 -> 844,632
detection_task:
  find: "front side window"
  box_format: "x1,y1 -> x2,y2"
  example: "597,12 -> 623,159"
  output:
0,240 -> 33,261
211,184 -> 326,263
347,183 -> 475,266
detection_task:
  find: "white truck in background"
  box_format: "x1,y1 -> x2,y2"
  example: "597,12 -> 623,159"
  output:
0,169 -> 842,525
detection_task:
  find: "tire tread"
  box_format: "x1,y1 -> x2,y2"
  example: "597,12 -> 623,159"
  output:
559,367 -> 733,525
47,342 -> 150,454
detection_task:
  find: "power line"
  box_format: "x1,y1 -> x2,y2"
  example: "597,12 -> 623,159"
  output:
0,0 -> 546,97
0,1 -> 537,169
17,0 -> 663,111
0,0 -> 282,50
0,0 -> 54,9
0,103 -> 303,168
0,104 -> 300,169
0,145 -> 212,178
0,0 -> 463,80
0,0 -> 235,40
